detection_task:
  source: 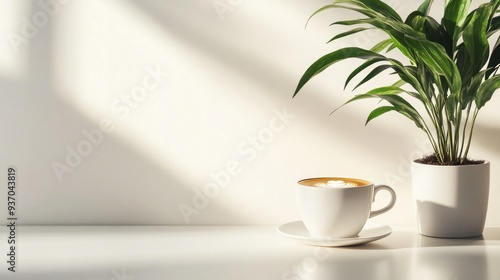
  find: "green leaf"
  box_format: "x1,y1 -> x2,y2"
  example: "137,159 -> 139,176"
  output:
442,0 -> 471,44
326,28 -> 370,44
332,86 -> 394,114
406,11 -> 453,56
365,106 -> 395,125
462,3 -> 494,76
308,3 -> 376,27
414,59 -> 435,101
455,43 -> 473,83
404,36 -> 462,94
333,86 -> 424,129
405,11 -> 426,30
418,0 -> 434,15
333,16 -> 425,62
491,0 -> 500,10
386,43 -> 397,52
476,74 -> 500,108
379,95 -> 425,129
353,65 -> 394,90
331,18 -> 372,27
384,62 -> 424,94
370,39 -> 393,53
344,58 -> 385,89
369,18 -> 425,59
305,4 -> 374,28
365,86 -> 406,96
445,94 -> 458,121
336,86 -> 405,109
486,36 -> 500,79
391,79 -> 407,88
423,17 -> 453,57
488,16 -> 500,36
387,34 -> 415,62
353,0 -> 403,22
463,70 -> 487,108
293,48 -> 384,96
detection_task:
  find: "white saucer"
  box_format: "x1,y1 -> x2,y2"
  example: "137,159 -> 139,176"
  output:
277,220 -> 392,247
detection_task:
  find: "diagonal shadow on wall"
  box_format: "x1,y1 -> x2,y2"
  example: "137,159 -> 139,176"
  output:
0,0 -> 247,226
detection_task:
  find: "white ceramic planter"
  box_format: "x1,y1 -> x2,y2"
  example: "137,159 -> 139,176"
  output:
412,161 -> 490,238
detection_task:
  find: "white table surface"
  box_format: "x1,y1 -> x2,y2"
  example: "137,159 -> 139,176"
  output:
0,225 -> 499,280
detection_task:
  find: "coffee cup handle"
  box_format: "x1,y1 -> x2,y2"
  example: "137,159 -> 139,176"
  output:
369,185 -> 397,218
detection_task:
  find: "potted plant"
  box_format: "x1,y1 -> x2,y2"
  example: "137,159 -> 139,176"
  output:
293,0 -> 500,238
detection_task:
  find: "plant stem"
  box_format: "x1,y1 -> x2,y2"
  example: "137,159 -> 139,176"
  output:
459,103 -> 472,161
453,101 -> 462,162
462,108 -> 479,163
446,117 -> 454,162
433,95 -> 447,162
421,120 -> 441,160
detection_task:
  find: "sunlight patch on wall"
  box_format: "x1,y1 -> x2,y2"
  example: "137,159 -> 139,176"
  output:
49,0 -> 187,177
52,0 -> 171,122
0,0 -> 29,80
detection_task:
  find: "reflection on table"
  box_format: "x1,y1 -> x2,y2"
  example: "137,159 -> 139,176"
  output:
0,226 -> 498,280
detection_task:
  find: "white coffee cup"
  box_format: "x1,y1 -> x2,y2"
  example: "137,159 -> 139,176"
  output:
296,177 -> 396,238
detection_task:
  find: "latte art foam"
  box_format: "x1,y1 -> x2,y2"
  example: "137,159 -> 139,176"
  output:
314,180 -> 358,188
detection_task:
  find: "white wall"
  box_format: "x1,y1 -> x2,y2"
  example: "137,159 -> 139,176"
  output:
0,0 -> 499,226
